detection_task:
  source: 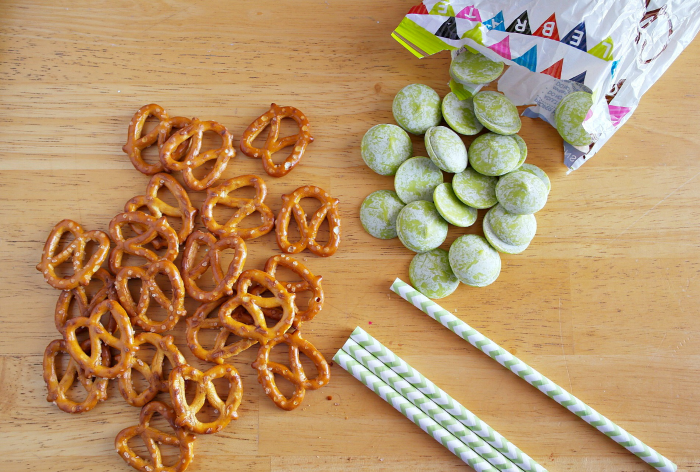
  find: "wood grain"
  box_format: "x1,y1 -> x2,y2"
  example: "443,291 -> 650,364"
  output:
1,1 -> 699,471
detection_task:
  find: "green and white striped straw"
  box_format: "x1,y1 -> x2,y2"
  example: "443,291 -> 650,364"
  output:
333,349 -> 498,472
343,337 -> 523,472
390,278 -> 677,472
348,327 -> 545,472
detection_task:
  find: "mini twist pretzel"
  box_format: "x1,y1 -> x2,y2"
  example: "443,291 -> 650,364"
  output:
118,333 -> 187,407
218,270 -> 295,345
125,173 -> 197,249
109,211 -> 179,274
55,267 -> 117,336
122,104 -> 187,175
169,364 -> 243,434
36,219 -> 111,290
181,231 -> 247,302
64,299 -> 136,379
43,339 -> 110,414
159,118 -> 235,191
240,103 -> 314,177
276,186 -> 341,257
252,330 -> 330,411
115,260 -> 186,333
200,175 -> 274,240
186,299 -> 258,364
115,400 -> 195,472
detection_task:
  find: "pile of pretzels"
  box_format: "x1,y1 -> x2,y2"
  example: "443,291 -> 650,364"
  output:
37,103 -> 340,472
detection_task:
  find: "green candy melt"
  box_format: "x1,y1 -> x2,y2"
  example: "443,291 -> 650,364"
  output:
450,50 -> 504,85
392,84 -> 442,135
433,183 -> 477,227
425,126 -> 468,173
409,248 -> 460,299
396,200 -> 448,253
517,163 -> 551,194
452,168 -> 499,209
496,170 -> 548,215
394,157 -> 444,204
483,204 -> 537,254
473,91 -> 521,135
360,124 -> 413,176
360,190 -> 406,240
441,92 -> 483,136
555,91 -> 594,147
449,234 -> 501,287
468,132 -> 521,176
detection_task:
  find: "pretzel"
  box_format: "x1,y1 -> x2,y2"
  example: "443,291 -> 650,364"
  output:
218,270 -> 295,345
200,175 -> 274,240
125,173 -> 197,249
36,219 -> 111,290
252,330 -> 330,411
55,267 -> 117,336
122,104 -> 190,175
115,261 -> 186,333
180,231 -> 247,303
64,299 -> 136,379
115,400 -> 195,472
275,186 -> 341,257
240,103 -> 314,177
117,333 -> 187,407
109,211 -> 179,274
169,364 -> 243,434
186,299 -> 258,364
159,118 -> 234,191
43,339 -> 110,414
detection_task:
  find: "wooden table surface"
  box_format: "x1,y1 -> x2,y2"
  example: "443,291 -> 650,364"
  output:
2,1 -> 699,471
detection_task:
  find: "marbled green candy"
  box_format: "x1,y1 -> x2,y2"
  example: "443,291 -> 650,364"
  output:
473,91 -> 521,135
433,183 -> 477,227
510,134 -> 528,168
452,168 -> 498,209
360,190 -> 405,240
425,126 -> 468,173
392,84 -> 442,135
441,92 -> 483,136
517,163 -> 551,194
450,50 -> 504,85
394,157 -> 444,204
496,171 -> 548,215
468,132 -> 521,176
396,200 -> 448,253
555,91 -> 594,147
360,124 -> 413,176
409,248 -> 460,299
483,204 -> 537,254
448,234 -> 501,287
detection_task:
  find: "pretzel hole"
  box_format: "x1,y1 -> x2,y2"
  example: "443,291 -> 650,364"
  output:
193,379 -> 228,425
138,117 -> 164,167
313,217 -> 331,247
271,371 -> 297,400
298,349 -> 321,384
134,342 -> 158,366
55,230 -> 76,254
127,366 -> 152,397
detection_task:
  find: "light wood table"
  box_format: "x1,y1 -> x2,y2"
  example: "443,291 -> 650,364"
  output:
1,1 -> 699,471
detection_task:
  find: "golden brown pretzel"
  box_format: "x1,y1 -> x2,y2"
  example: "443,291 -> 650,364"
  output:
125,173 -> 197,249
186,299 -> 258,364
117,333 -> 187,407
252,330 -> 330,411
180,231 -> 247,302
43,339 -> 110,414
115,260 -> 186,333
36,219 -> 111,290
240,103 -> 314,177
109,211 -> 179,274
275,186 -> 341,257
122,104 -> 172,175
55,267 -> 116,336
169,364 -> 243,434
64,299 -> 136,379
218,270 -> 295,345
159,118 -> 234,191
115,400 -> 195,472
200,175 -> 274,240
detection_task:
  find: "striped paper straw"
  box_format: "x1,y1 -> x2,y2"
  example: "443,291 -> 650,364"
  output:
390,278 -> 677,472
343,337 -> 523,472
333,349 -> 498,472
348,327 -> 545,472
